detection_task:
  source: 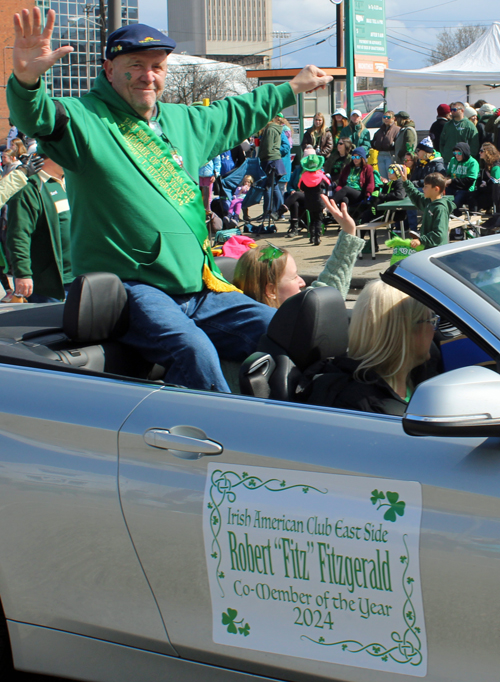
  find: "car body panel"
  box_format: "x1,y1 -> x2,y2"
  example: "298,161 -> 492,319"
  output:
118,386 -> 500,682
1,238 -> 500,679
0,365 -> 175,654
8,621 -> 282,682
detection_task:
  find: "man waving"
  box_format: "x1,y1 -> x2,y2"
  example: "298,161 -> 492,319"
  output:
8,8 -> 332,391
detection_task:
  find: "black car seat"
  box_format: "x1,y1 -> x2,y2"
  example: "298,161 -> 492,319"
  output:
239,286 -> 349,401
62,272 -> 165,379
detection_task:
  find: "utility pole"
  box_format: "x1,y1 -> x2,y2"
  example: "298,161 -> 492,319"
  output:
99,0 -> 107,60
330,0 -> 353,114
83,3 -> 92,92
344,0 -> 354,115
271,31 -> 291,68
336,2 -> 344,67
108,0 -> 122,34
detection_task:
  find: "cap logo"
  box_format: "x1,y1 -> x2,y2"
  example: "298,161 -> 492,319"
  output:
139,37 -> 160,43
111,44 -> 123,53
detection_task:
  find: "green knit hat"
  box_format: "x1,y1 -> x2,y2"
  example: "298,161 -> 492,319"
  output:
300,154 -> 324,172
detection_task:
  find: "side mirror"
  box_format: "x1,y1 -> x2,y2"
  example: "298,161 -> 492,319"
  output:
403,366 -> 500,437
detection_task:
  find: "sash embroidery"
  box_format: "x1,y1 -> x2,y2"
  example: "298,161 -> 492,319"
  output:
118,116 -> 197,207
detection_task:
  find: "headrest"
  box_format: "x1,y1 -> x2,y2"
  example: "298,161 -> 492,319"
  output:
264,287 -> 349,371
63,273 -> 129,343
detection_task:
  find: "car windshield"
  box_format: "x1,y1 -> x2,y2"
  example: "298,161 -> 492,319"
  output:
436,243 -> 500,306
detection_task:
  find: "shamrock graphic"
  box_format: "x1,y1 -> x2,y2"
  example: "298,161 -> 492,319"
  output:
371,490 -> 406,522
221,609 -> 250,637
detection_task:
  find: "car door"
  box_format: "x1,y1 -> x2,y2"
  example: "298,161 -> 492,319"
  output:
118,384 -> 500,682
0,364 -> 175,655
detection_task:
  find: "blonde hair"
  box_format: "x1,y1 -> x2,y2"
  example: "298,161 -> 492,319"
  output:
311,113 -> 326,136
348,280 -> 429,390
242,174 -> 254,185
233,246 -> 289,308
9,138 -> 27,159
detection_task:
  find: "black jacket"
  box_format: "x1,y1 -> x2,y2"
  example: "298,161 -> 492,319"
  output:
296,357 -> 408,415
412,155 -> 446,187
429,118 -> 448,152
296,352 -> 440,416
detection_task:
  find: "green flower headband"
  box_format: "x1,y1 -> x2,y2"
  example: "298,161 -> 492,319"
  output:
258,242 -> 284,265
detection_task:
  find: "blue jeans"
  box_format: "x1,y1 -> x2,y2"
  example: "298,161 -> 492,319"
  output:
453,189 -> 470,212
377,152 -> 393,180
120,283 -> 276,393
262,160 -> 284,216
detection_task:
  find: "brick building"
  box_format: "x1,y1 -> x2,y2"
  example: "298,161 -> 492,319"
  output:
0,0 -> 36,142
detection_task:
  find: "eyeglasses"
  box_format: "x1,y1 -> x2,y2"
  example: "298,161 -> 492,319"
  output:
479,148 -> 485,153
337,141 -> 345,145
382,115 -> 392,119
452,150 -> 462,156
450,108 -> 462,112
259,242 -> 284,265
417,314 -> 440,330
352,155 -> 361,159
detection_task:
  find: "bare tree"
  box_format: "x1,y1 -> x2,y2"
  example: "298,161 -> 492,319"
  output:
161,63 -> 257,105
427,25 -> 486,65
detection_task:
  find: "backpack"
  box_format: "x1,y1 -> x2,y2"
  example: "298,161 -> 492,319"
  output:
213,227 -> 241,245
220,150 -> 236,177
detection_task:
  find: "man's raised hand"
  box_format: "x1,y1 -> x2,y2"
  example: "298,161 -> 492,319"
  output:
289,65 -> 333,95
13,7 -> 73,87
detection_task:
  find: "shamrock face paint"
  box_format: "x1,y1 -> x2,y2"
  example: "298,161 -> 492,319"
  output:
125,72 -> 132,81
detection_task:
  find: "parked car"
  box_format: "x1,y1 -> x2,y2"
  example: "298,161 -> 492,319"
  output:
352,90 -> 385,118
1,236 -> 500,681
363,102 -> 385,140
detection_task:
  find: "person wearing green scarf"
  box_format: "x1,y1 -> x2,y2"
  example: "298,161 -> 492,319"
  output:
8,8 -> 332,393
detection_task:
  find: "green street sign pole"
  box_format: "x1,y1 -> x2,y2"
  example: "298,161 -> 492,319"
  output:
344,0 -> 355,116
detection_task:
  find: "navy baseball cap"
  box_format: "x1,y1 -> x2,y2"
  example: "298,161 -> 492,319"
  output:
106,24 -> 176,60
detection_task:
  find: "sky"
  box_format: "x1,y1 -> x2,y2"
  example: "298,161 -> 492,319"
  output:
138,0 -> 498,72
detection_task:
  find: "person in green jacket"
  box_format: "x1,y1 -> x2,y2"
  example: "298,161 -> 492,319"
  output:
439,102 -> 479,164
402,170 -> 455,250
338,110 -> 371,153
258,116 -> 286,222
7,155 -> 73,302
8,8 -> 331,393
445,142 -> 479,216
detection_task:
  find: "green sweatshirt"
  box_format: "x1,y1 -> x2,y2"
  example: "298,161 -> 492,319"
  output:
403,181 -> 455,250
439,118 -> 479,164
6,174 -> 73,299
259,122 -> 284,161
7,72 -> 295,295
447,155 -> 479,191
339,123 -> 371,152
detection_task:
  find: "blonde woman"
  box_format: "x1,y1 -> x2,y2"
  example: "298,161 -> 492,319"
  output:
301,113 -> 333,158
298,279 -> 437,414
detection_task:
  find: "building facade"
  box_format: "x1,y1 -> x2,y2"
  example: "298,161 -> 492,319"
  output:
37,0 -> 138,99
168,0 -> 272,67
0,0 -> 36,141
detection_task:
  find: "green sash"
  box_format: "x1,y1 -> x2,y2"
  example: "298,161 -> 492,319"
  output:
87,96 -> 239,293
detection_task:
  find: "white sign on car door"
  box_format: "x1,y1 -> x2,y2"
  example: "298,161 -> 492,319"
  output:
203,463 -> 427,676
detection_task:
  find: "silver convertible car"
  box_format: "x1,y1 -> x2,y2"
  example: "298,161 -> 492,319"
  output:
1,235 -> 500,682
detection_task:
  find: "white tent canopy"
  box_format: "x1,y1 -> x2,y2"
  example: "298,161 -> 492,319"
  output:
384,23 -> 500,130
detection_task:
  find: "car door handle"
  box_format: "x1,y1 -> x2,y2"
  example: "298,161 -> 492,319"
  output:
144,426 -> 223,459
